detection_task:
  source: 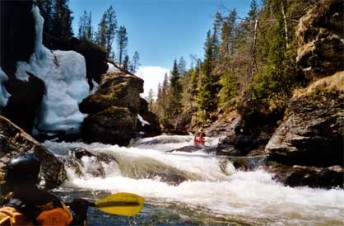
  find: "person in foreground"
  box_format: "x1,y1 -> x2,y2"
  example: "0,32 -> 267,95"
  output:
0,154 -> 88,226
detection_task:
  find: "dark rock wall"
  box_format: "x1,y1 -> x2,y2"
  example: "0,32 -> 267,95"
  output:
0,1 -> 47,134
3,74 -> 46,133
264,0 -> 344,188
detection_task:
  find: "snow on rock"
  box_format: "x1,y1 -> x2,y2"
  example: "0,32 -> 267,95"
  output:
107,62 -> 121,73
138,114 -> 150,127
0,67 -> 10,107
15,6 -> 89,134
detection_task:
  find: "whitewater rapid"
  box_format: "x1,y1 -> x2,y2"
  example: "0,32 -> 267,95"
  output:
44,135 -> 344,225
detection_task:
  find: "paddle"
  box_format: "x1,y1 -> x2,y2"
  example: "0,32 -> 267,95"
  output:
70,192 -> 145,216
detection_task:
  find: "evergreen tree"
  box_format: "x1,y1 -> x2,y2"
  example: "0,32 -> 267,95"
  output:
212,12 -> 222,61
130,51 -> 140,73
78,11 -> 93,40
117,25 -> 128,65
166,60 -> 183,117
36,0 -> 53,33
123,54 -> 130,71
36,0 -> 73,38
147,89 -> 155,110
96,15 -> 107,50
51,0 -> 73,38
95,5 -> 117,58
105,6 -> 117,57
178,57 -> 186,76
248,0 -> 258,20
197,30 -> 217,118
155,73 -> 170,123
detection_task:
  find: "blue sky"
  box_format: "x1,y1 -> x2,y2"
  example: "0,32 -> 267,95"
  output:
69,0 -> 255,69
69,0 -> 256,98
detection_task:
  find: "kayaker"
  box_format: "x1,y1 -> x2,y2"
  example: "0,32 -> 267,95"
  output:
194,128 -> 206,146
0,153 -> 88,226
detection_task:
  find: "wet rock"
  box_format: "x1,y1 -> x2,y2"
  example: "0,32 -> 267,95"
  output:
265,162 -> 343,189
0,116 -> 66,189
82,106 -> 136,146
166,145 -> 203,153
69,147 -> 94,160
229,155 -> 267,171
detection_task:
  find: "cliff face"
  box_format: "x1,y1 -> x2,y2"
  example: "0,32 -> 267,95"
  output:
264,0 -> 344,188
296,0 -> 344,79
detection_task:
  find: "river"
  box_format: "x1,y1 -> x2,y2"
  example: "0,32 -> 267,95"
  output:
44,135 -> 344,226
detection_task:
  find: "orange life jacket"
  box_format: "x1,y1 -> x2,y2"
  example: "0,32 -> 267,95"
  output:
0,206 -> 33,226
0,202 -> 73,226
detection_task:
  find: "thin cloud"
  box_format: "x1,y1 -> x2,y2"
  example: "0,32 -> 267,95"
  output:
137,66 -> 170,100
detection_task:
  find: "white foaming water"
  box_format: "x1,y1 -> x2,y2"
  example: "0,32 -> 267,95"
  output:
44,137 -> 344,225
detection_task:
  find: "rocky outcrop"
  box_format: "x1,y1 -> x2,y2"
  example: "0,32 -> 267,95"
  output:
265,72 -> 344,187
80,72 -> 143,114
261,0 -> 344,189
0,116 -> 66,189
296,0 -> 344,79
80,72 -> 145,145
266,72 -> 343,165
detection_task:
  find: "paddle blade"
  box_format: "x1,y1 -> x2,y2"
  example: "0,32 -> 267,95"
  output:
95,193 -> 144,216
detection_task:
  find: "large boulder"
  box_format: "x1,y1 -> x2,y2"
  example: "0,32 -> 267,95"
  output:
296,0 -> 344,79
80,72 -> 143,114
0,116 -> 66,189
82,106 -> 136,146
80,72 -> 145,145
